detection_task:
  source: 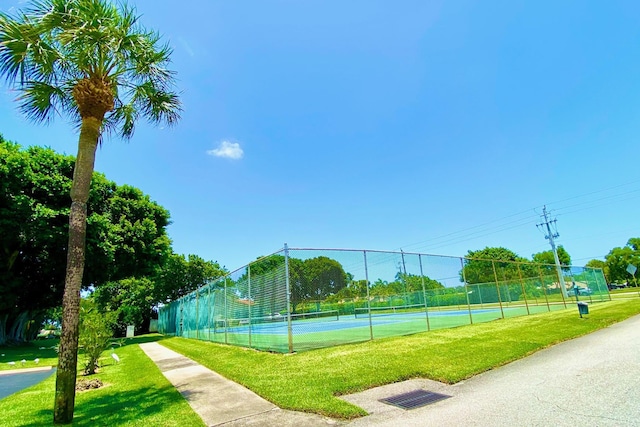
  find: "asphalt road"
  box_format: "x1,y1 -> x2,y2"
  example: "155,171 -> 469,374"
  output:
0,368 -> 55,400
343,313 -> 640,426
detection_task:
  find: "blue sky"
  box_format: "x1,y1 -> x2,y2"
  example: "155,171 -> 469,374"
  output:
1,0 -> 639,271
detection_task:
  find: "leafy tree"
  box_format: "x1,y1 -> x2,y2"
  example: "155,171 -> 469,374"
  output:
153,253 -> 225,303
0,0 -> 181,420
346,279 -> 369,299
370,279 -> 394,297
92,277 -> 154,336
153,253 -> 189,302
286,256 -> 348,312
396,273 -> 444,292
286,257 -> 306,313
585,259 -> 609,282
0,139 -> 172,344
0,140 -> 71,343
461,247 -> 526,284
532,246 -> 571,266
245,254 -> 348,313
605,238 -> 640,286
93,254 -> 225,335
303,256 -> 348,299
91,185 -> 173,283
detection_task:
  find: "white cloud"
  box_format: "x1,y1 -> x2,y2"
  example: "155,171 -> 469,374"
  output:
207,141 -> 244,160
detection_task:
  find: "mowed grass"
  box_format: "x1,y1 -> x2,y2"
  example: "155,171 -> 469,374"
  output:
1,299 -> 638,424
0,339 -> 60,371
160,299 -> 640,419
0,336 -> 204,427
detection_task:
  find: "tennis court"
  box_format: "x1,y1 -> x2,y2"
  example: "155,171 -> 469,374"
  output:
159,247 -> 610,353
183,305 -> 553,352
218,307 -> 504,336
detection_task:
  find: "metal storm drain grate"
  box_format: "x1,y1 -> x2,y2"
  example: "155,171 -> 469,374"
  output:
379,389 -> 451,410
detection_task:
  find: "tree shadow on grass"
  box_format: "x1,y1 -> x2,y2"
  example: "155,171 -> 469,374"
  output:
0,341 -> 60,362
21,384 -> 190,427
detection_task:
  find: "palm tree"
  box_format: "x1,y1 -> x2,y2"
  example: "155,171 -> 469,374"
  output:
0,0 -> 181,423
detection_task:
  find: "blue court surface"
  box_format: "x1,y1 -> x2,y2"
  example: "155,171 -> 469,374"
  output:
215,308 -> 501,335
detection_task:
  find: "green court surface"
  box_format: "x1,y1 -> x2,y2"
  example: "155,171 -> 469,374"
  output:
181,303 -> 576,352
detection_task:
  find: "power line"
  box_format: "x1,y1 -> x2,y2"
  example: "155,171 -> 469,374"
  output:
395,181 -> 639,262
552,189 -> 640,216
545,179 -> 640,207
401,212 -> 539,253
399,208 -> 538,251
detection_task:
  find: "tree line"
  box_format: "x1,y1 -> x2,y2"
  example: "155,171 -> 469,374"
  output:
464,244 -> 640,288
585,238 -> 640,287
0,138 -> 224,344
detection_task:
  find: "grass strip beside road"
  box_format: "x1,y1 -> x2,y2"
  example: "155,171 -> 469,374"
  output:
160,299 -> 640,419
1,299 -> 638,424
0,337 -> 204,427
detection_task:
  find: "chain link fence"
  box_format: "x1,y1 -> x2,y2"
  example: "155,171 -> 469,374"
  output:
158,246 -> 609,353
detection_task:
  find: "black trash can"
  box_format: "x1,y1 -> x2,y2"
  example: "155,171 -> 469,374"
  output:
577,301 -> 589,317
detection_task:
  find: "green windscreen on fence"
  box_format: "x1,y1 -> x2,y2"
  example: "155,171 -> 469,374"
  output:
158,247 -> 610,353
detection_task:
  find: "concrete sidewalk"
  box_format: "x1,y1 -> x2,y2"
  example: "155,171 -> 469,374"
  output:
139,342 -> 341,426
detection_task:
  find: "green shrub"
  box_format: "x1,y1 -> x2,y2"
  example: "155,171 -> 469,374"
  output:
79,300 -> 117,375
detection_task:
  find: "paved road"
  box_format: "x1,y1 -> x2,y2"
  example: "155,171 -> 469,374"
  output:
0,367 -> 55,400
343,314 -> 640,426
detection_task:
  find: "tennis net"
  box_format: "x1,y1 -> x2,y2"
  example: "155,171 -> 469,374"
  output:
217,310 -> 340,330
354,304 -> 426,318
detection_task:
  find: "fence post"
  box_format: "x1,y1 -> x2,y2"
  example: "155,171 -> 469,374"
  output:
195,288 -> 199,340
207,282 -> 211,341
224,277 -> 228,344
419,254 -> 431,331
179,298 -> 183,336
491,261 -> 505,319
284,243 -> 294,353
517,264 -> 530,315
400,249 -> 408,307
248,264 -> 252,349
460,257 -> 473,325
536,265 -> 552,312
363,250 -> 374,340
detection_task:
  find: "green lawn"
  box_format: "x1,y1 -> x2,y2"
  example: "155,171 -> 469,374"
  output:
609,287 -> 640,298
0,340 -> 60,372
1,299 -> 639,424
0,336 -> 204,427
160,299 -> 640,419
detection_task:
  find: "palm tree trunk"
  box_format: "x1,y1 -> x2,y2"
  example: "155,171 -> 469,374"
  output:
54,117 -> 101,424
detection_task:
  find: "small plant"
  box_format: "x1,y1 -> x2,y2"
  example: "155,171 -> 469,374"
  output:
79,300 -> 117,375
110,338 -> 127,348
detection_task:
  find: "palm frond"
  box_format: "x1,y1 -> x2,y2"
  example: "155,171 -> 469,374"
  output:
134,81 -> 181,124
0,13 -> 35,84
1,0 -> 182,136
105,102 -> 138,139
17,80 -> 70,123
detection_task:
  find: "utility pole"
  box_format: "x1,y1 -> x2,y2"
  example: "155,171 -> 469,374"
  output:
400,250 -> 408,307
400,249 -> 407,276
537,206 -> 568,298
